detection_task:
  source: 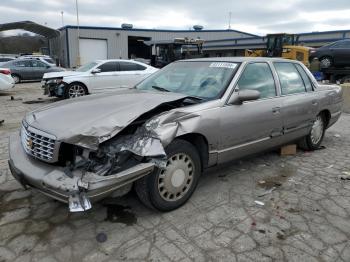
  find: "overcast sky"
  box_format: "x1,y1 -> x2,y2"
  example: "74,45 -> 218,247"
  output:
1,0 -> 350,35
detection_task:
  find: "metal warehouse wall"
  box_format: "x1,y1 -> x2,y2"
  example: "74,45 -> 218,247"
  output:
62,26 -> 255,67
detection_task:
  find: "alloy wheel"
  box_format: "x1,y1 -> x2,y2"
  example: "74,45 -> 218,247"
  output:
68,84 -> 86,98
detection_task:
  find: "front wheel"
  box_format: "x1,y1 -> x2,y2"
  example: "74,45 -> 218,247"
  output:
11,74 -> 20,84
298,114 -> 326,150
135,139 -> 201,211
64,83 -> 87,99
319,56 -> 333,68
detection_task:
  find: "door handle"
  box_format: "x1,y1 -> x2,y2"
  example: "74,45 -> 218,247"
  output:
272,107 -> 281,114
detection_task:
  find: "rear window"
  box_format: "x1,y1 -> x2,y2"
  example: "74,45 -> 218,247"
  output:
44,58 -> 55,64
119,62 -> 146,71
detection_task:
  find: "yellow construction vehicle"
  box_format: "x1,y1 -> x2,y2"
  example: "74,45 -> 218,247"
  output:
245,33 -> 311,66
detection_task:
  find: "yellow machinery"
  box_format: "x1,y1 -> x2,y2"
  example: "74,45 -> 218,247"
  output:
245,33 -> 311,66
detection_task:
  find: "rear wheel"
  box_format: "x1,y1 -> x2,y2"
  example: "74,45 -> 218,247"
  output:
64,83 -> 87,99
298,114 -> 326,150
135,139 -> 201,211
11,74 -> 20,84
319,56 -> 333,68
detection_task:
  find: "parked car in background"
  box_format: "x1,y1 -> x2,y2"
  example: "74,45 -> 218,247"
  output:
9,57 -> 342,212
42,59 -> 158,99
0,57 -> 16,66
2,59 -> 65,83
19,55 -> 57,67
309,39 -> 350,68
0,68 -> 15,91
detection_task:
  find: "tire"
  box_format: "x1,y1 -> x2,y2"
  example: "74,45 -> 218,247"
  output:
64,83 -> 87,99
11,74 -> 20,84
298,113 -> 326,151
135,139 -> 201,211
319,56 -> 333,68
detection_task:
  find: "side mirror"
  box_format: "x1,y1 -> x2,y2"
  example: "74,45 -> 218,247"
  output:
91,68 -> 101,74
228,89 -> 260,105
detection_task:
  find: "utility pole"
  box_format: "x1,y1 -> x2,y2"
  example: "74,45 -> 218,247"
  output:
228,11 -> 232,30
75,0 -> 81,66
61,11 -> 64,27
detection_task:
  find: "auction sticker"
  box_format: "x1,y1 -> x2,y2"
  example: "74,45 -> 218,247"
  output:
209,62 -> 237,69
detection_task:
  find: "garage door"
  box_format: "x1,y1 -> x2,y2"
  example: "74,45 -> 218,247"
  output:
79,38 -> 107,65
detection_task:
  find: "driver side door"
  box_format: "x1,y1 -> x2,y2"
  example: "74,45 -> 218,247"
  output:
218,62 -> 284,163
89,61 -> 119,93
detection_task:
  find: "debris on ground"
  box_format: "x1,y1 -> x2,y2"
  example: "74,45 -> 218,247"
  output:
276,231 -> 286,240
0,120 -> 4,126
339,171 -> 350,180
258,186 -> 277,197
334,134 -> 341,138
22,99 -> 47,104
326,164 -> 334,169
10,96 -> 22,101
280,144 -> 296,156
258,229 -> 266,234
254,200 -> 265,206
96,232 -> 108,243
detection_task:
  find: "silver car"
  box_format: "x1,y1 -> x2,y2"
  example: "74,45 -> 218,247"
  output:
9,57 -> 343,212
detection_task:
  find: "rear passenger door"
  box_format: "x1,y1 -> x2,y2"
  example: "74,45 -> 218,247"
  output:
13,60 -> 32,80
30,60 -> 48,79
117,62 -> 148,87
90,61 -> 119,93
274,62 -> 318,140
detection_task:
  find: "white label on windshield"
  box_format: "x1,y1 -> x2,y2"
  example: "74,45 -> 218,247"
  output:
209,62 -> 237,69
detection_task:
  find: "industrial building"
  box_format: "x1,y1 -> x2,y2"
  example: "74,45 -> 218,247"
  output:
2,21 -> 350,68
51,24 -> 350,68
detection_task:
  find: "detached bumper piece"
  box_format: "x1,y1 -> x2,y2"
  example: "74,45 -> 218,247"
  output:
8,133 -> 155,212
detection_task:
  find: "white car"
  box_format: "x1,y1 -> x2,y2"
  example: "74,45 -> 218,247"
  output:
0,68 -> 15,91
42,59 -> 158,99
0,57 -> 16,66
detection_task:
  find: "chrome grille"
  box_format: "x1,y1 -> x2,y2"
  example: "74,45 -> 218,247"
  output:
21,124 -> 58,162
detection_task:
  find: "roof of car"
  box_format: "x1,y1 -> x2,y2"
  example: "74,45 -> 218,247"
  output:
180,57 -> 301,63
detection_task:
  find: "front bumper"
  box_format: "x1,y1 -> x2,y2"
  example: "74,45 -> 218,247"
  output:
9,133 -> 155,211
42,81 -> 66,97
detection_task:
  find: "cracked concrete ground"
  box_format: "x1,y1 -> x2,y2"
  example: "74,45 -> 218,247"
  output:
0,83 -> 350,262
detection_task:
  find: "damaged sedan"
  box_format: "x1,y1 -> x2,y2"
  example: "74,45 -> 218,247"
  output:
9,57 -> 343,212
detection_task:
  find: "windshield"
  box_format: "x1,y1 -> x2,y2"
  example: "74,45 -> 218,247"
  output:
76,62 -> 98,72
136,61 -> 238,99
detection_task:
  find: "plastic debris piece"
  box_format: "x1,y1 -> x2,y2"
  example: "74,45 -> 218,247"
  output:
254,200 -> 265,206
258,180 -> 266,185
258,187 -> 276,197
339,171 -> 350,180
326,165 -> 334,169
334,134 -> 341,138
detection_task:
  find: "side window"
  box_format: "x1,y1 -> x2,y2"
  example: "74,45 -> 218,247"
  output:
295,64 -> 313,92
98,62 -> 118,72
274,62 -> 306,95
14,61 -> 30,67
332,41 -> 350,48
119,62 -> 145,71
237,63 -> 276,99
31,60 -> 46,67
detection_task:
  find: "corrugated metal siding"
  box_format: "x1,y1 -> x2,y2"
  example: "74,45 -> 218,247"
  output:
64,28 -> 252,67
60,27 -> 350,68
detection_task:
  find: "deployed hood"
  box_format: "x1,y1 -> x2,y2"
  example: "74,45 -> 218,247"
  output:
25,89 -> 187,149
43,70 -> 82,79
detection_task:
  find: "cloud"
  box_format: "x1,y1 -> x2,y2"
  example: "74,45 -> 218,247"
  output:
0,0 -> 349,36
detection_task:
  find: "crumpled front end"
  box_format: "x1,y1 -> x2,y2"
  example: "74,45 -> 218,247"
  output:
42,78 -> 67,97
8,120 -> 168,212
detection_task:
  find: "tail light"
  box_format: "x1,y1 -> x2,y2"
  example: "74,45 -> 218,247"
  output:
0,69 -> 11,75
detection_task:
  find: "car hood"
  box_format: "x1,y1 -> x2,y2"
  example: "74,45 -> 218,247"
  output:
25,88 -> 187,150
43,70 -> 82,79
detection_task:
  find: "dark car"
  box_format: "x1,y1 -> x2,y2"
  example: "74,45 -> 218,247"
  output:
2,59 -> 65,83
310,39 -> 350,68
